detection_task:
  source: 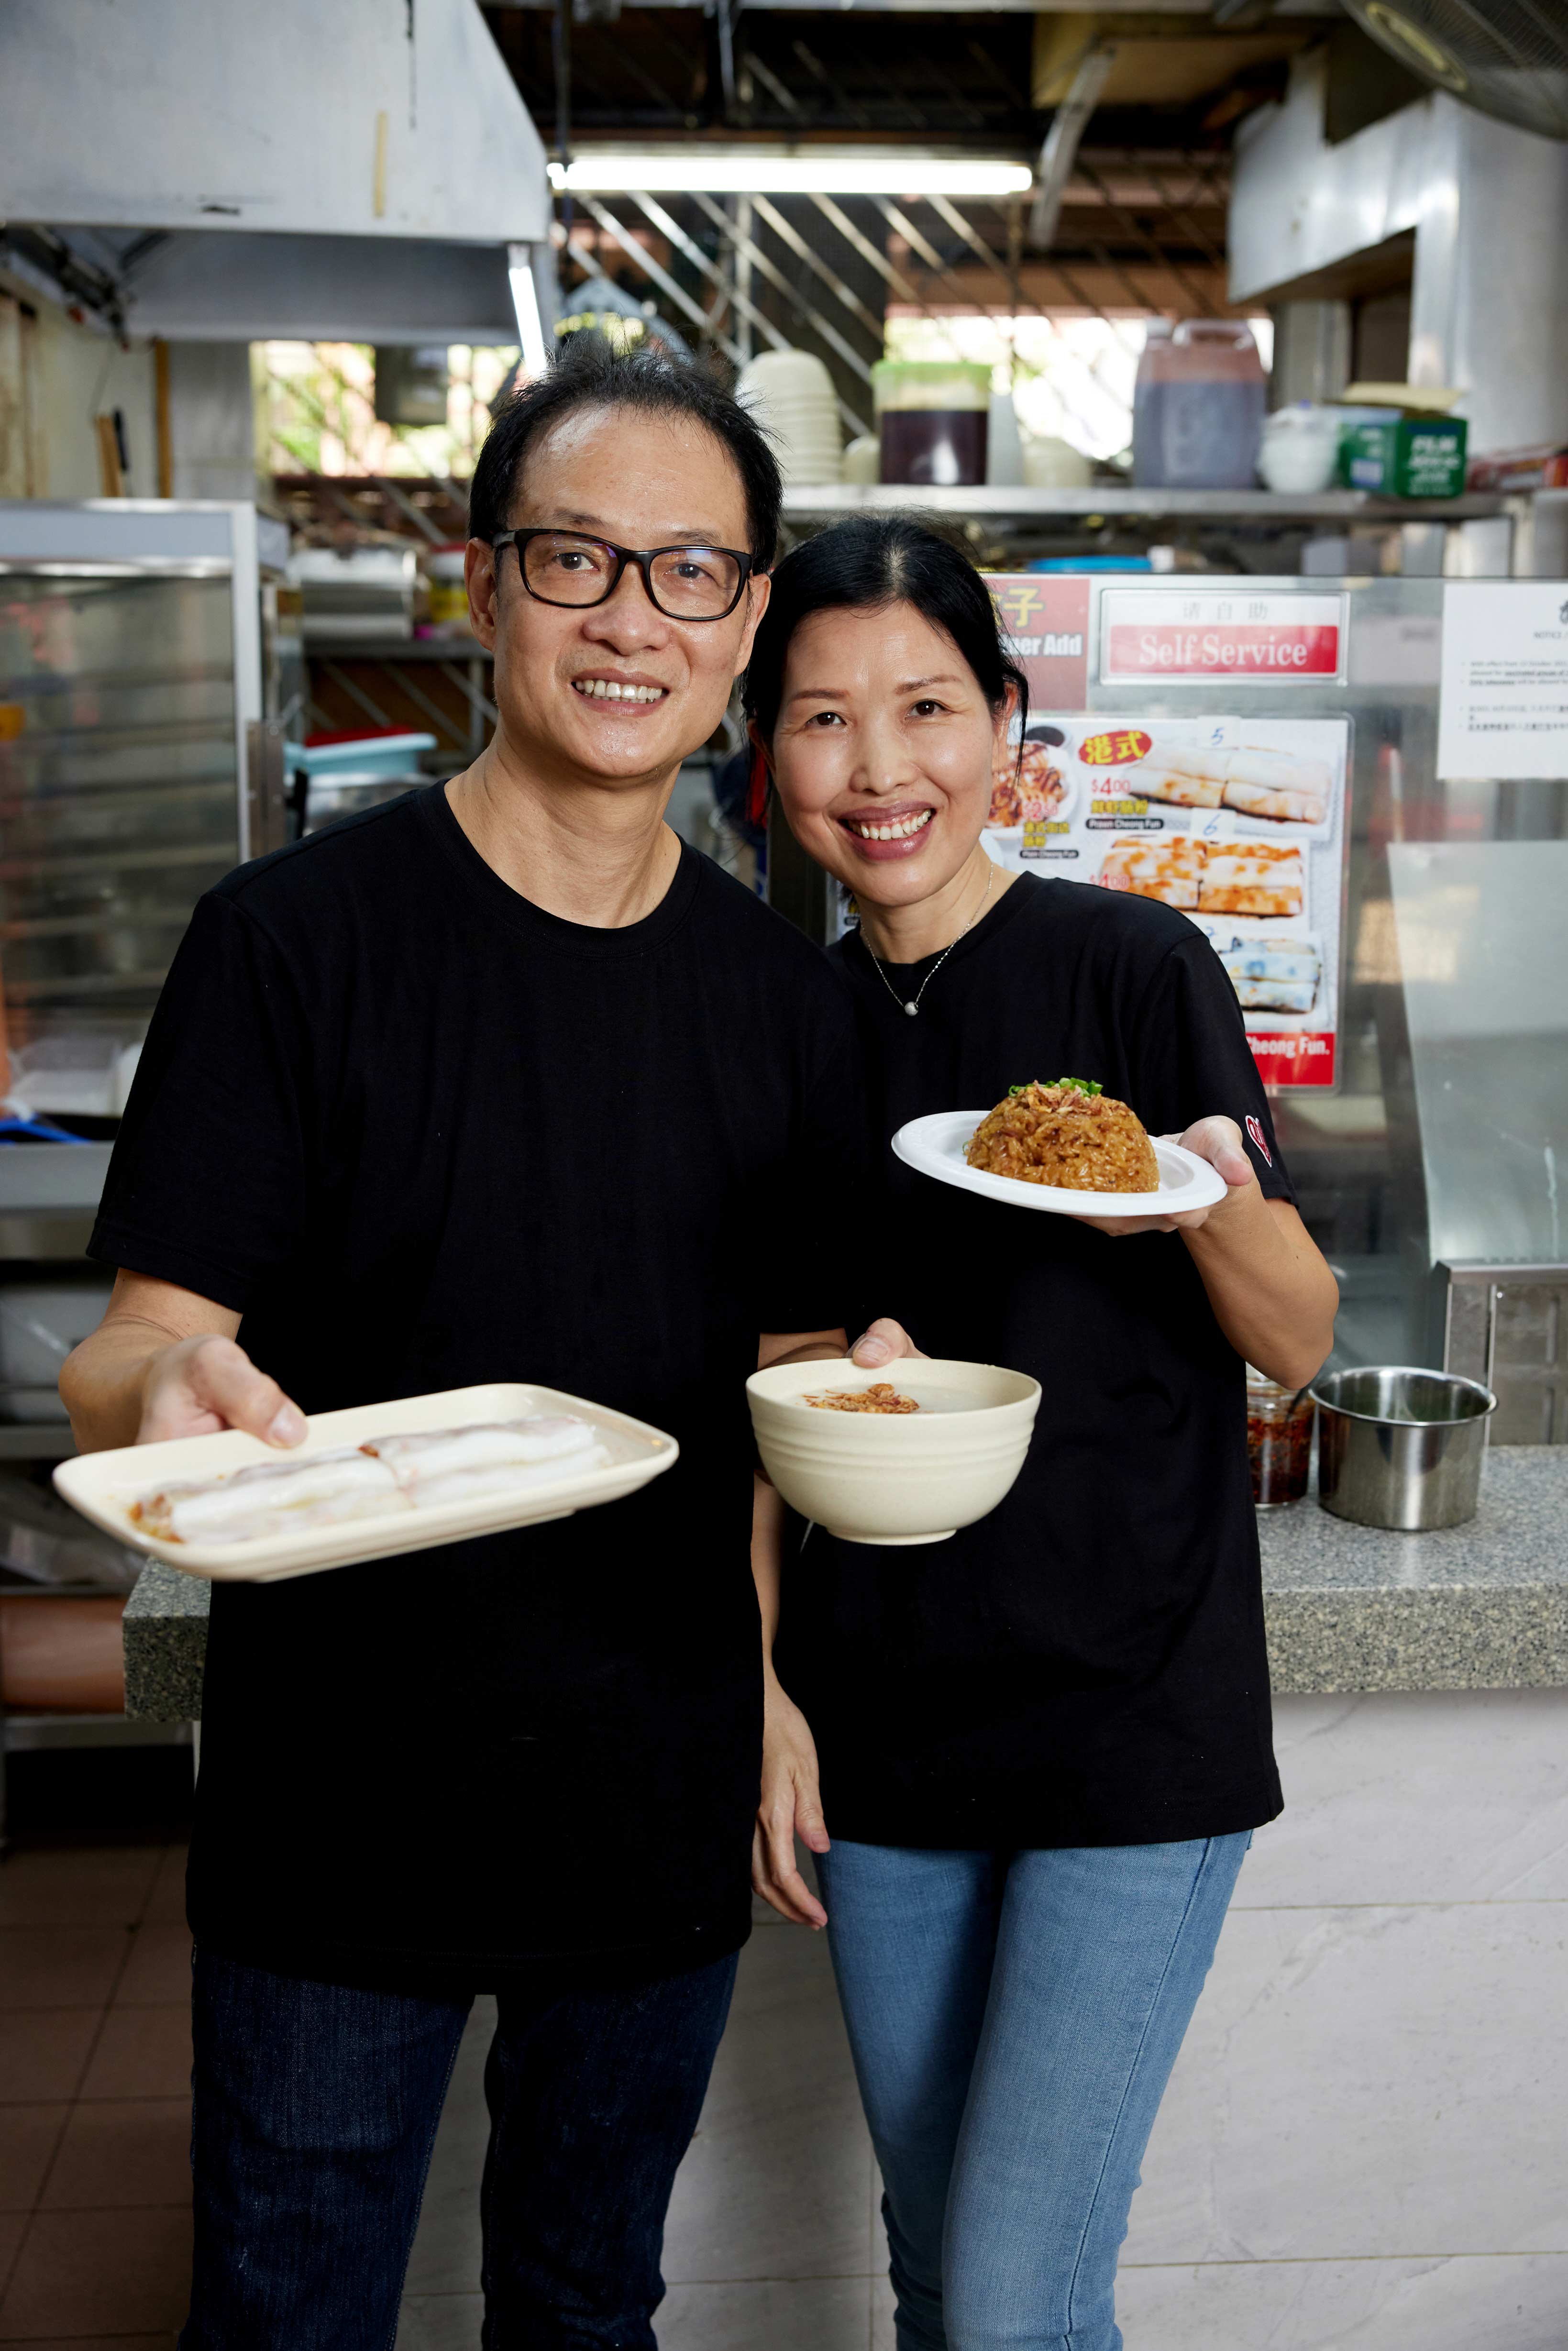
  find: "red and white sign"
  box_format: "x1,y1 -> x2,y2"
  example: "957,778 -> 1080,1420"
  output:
1101,592 -> 1344,685
986,574 -> 1092,709
1248,1033 -> 1336,1088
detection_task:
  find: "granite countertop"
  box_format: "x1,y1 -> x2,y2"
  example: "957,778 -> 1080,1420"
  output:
121,1446 -> 1568,1721
122,1561 -> 210,1721
1257,1446 -> 1568,1694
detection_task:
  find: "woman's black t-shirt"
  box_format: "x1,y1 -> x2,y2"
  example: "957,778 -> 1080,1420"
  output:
775,872 -> 1291,1852
90,786 -> 867,1991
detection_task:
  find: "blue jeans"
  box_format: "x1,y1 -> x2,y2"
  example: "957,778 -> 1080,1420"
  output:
816,1835 -> 1249,2351
180,1945 -> 739,2351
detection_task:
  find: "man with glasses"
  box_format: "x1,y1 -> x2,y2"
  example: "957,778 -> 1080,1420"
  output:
60,342 -> 865,2349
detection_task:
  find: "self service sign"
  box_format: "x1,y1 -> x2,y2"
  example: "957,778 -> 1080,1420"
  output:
1100,590 -> 1346,685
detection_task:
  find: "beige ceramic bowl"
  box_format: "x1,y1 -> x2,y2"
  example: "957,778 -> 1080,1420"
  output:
746,1357 -> 1040,1545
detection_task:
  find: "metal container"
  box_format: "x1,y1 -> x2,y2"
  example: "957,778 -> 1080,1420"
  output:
1310,1367 -> 1496,1531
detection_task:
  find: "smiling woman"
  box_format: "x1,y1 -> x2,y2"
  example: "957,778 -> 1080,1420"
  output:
745,516 -> 1026,949
742,515 -> 1338,2351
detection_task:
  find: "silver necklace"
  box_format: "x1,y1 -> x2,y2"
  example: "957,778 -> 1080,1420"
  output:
867,859 -> 995,1018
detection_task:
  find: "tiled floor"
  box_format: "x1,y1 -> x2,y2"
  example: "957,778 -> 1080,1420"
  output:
13,1699 -> 1567,2350
0,1847 -> 878,2351
0,1840 -> 191,2348
396,1899 -> 888,2351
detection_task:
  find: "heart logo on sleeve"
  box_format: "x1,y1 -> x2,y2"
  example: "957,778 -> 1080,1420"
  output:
1245,1114 -> 1272,1167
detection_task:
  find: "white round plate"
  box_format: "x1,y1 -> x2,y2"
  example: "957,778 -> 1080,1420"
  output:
891,1109 -> 1228,1217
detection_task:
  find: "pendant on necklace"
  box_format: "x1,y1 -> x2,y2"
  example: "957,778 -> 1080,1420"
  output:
904,1002 -> 919,1017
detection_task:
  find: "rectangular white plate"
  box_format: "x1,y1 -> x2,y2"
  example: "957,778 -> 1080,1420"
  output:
891,1110 -> 1227,1217
53,1383 -> 679,1584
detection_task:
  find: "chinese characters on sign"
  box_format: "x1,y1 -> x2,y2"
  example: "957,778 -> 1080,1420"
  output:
988,574 -> 1092,710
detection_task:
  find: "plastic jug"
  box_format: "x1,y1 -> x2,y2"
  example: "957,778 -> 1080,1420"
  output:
1132,320 -> 1267,490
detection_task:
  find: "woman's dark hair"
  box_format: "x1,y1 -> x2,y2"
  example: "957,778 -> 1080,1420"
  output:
468,339 -> 782,569
743,515 -> 1028,742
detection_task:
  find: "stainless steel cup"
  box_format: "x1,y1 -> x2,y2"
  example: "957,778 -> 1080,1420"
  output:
1310,1367 -> 1496,1531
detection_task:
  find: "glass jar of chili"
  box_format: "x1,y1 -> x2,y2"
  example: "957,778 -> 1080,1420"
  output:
1247,1370 -> 1314,1508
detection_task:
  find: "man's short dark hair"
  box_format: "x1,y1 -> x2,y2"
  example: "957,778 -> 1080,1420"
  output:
468,340 -> 782,571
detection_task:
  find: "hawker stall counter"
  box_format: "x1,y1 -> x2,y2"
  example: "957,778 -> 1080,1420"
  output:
121,1446 -> 1568,1721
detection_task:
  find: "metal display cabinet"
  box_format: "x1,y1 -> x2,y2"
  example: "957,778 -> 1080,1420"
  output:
0,501 -> 290,1480
0,499 -> 293,1043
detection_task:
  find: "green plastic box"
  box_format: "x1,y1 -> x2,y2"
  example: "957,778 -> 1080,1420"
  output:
1338,411 -> 1468,498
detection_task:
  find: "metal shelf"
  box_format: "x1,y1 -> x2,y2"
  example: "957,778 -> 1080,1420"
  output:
0,1144 -> 112,1213
303,635 -> 491,661
780,486 -> 1506,524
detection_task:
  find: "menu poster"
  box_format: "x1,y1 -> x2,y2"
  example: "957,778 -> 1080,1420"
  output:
982,713 -> 1351,1090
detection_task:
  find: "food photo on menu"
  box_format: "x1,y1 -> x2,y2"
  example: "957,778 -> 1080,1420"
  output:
982,713 -> 1349,1091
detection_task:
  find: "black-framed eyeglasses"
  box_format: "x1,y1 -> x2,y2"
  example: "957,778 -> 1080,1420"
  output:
490,529 -> 755,623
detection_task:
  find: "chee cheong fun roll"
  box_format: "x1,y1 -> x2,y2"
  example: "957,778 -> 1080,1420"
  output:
1198,844 -> 1304,918
132,1447 -> 405,1545
362,1417 -> 602,1486
409,1447 -> 612,1514
1216,936 -> 1321,1014
1099,838 -> 1204,909
129,1415 -> 614,1549
1220,779 -> 1325,825
1154,744 -> 1230,784
1222,749 -> 1331,798
1133,767 -> 1224,809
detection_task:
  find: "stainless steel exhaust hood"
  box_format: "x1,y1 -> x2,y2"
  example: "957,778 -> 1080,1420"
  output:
0,0 -> 552,344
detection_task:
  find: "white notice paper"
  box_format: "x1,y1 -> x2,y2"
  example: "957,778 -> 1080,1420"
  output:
1437,582 -> 1568,780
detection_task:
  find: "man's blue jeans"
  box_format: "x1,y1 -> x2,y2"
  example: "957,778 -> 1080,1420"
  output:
816,1835 -> 1249,2351
179,1944 -> 739,2351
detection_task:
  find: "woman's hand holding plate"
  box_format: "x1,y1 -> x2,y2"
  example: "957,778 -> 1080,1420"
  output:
1073,1115 -> 1256,1239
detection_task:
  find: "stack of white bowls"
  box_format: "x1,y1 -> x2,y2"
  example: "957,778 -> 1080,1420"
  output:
735,350 -> 843,486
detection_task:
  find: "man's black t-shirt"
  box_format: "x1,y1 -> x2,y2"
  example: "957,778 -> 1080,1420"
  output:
774,872 -> 1291,1852
91,786 -> 866,1990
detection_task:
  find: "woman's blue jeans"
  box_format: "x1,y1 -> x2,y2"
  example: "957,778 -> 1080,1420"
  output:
816,1833 -> 1249,2351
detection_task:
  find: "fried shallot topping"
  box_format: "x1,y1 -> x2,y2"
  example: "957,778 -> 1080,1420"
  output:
805,1383 -> 921,1414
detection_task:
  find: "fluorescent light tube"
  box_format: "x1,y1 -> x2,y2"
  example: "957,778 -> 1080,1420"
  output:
549,155 -> 1033,199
